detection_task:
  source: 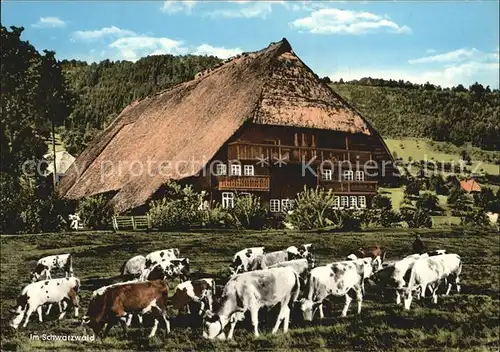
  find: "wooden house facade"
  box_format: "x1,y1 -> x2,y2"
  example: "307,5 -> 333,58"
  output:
58,39 -> 396,214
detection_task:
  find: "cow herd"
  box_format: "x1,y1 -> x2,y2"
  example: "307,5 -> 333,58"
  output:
8,243 -> 463,342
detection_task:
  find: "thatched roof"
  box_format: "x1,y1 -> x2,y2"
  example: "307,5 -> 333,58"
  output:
58,38 -> 377,212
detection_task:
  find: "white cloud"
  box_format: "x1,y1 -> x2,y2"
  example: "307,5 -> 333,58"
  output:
161,0 -> 197,14
192,44 -> 243,59
426,48 -> 437,54
207,2 -> 274,19
109,36 -> 188,61
32,17 -> 66,29
409,48 -> 482,64
72,26 -> 137,42
289,8 -> 411,35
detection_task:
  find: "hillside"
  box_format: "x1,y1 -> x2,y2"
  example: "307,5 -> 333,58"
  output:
330,82 -> 500,151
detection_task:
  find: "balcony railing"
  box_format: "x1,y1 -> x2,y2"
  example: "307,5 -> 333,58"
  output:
321,181 -> 378,194
228,142 -> 372,164
217,175 -> 270,191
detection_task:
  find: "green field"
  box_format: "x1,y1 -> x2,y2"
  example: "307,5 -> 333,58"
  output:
384,138 -> 499,176
1,228 -> 498,351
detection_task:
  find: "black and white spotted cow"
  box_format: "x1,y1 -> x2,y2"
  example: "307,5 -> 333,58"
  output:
31,254 -> 73,282
145,249 -> 180,268
230,247 -> 265,275
10,277 -> 80,329
300,258 -> 376,321
250,246 -> 316,271
120,255 -> 146,277
140,258 -> 190,282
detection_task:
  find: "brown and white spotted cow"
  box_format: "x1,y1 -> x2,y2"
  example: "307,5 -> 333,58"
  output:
10,277 -> 80,329
347,245 -> 386,263
82,280 -> 170,338
31,254 -> 73,282
170,278 -> 216,315
144,249 -> 180,268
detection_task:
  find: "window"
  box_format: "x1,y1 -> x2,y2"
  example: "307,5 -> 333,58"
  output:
350,196 -> 358,209
216,163 -> 227,176
321,169 -> 332,181
230,164 -> 241,176
222,192 -> 235,209
358,196 -> 367,209
341,196 -> 349,208
355,171 -> 365,181
281,199 -> 294,211
343,170 -> 354,181
239,192 -> 251,198
333,196 -> 340,209
244,165 -> 255,176
270,199 -> 281,213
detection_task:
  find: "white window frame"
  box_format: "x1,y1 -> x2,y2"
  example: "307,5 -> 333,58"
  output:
239,192 -> 251,198
358,196 -> 367,209
340,196 -> 349,208
216,163 -> 227,176
343,170 -> 354,181
355,171 -> 365,181
321,169 -> 332,181
281,199 -> 294,211
230,164 -> 242,176
243,165 -> 255,176
222,192 -> 235,209
350,196 -> 358,209
270,199 -> 281,213
333,196 -> 340,209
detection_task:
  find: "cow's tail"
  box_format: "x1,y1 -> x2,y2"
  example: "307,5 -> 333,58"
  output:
406,261 -> 418,296
68,254 -> 73,273
289,270 -> 301,309
119,260 -> 127,276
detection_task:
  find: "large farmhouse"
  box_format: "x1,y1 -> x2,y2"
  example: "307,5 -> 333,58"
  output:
58,38 -> 396,214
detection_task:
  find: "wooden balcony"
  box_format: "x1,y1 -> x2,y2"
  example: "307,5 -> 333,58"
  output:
217,175 -> 270,191
228,142 -> 372,164
321,181 -> 378,194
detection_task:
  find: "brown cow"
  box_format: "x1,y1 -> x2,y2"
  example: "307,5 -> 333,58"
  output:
170,278 -> 215,315
349,245 -> 386,263
83,280 -> 170,338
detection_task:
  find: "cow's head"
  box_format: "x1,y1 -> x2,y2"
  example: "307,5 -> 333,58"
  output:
230,256 -> 243,275
173,248 -> 180,258
30,264 -> 47,283
9,294 -> 29,329
202,311 -> 224,339
346,254 -> 358,261
299,298 -> 322,321
81,315 -> 104,336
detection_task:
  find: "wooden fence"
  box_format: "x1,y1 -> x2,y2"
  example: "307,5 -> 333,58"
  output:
112,215 -> 151,231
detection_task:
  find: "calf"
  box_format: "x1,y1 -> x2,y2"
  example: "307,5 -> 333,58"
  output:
31,254 -> 73,282
83,280 -> 170,338
300,258 -> 375,321
249,249 -> 295,271
203,267 -> 301,340
171,278 -> 216,315
121,255 -> 146,277
145,248 -> 180,268
403,254 -> 462,310
10,277 -> 80,329
230,247 -> 265,275
140,258 -> 190,282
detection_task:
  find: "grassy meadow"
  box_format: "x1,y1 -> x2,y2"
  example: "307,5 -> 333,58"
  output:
1,228 -> 499,351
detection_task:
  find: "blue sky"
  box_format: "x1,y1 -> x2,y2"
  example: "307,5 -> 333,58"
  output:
3,1 -> 499,88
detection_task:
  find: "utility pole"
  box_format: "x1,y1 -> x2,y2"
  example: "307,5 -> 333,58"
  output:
52,120 -> 57,189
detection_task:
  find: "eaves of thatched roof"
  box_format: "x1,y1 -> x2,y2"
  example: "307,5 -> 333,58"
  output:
58,38 -> 378,212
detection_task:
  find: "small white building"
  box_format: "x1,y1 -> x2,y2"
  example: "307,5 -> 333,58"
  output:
43,151 -> 76,183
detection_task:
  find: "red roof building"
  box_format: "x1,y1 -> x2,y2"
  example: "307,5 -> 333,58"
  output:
460,179 -> 481,193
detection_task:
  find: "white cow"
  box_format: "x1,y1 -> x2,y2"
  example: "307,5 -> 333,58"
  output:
10,277 -> 80,329
120,255 -> 146,277
300,258 -> 375,321
31,254 -> 73,282
145,248 -> 180,268
140,258 -> 190,282
230,247 -> 265,275
403,253 -> 462,310
203,267 -> 301,340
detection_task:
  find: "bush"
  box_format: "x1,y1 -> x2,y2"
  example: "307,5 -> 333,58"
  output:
448,187 -> 472,212
461,209 -> 490,227
416,192 -> 441,214
148,183 -> 204,230
473,187 -> 497,212
401,207 -> 432,228
230,194 -> 267,230
429,174 -> 449,195
285,187 -> 338,230
405,178 -> 421,197
372,194 -> 392,210
77,194 -> 113,230
204,204 -> 237,229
